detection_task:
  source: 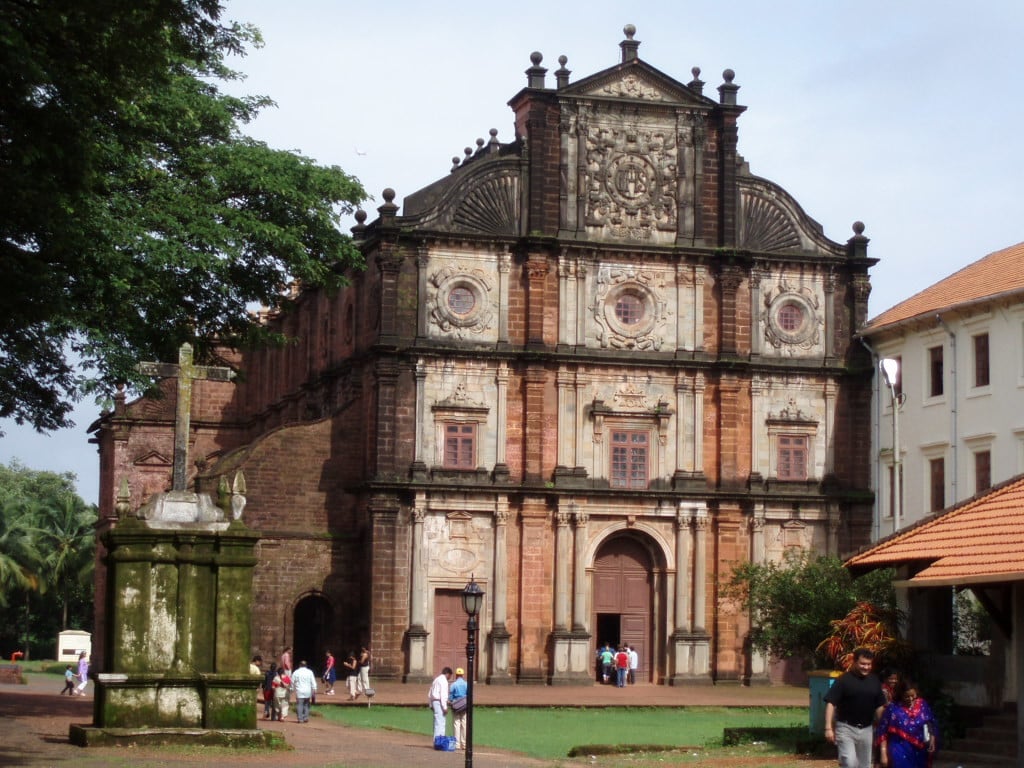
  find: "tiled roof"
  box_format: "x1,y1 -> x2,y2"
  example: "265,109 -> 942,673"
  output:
845,475 -> 1024,586
863,241 -> 1024,333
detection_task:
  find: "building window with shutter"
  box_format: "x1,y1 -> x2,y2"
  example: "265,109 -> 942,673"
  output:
975,450 -> 991,493
930,457 -> 945,512
928,346 -> 944,397
777,434 -> 808,481
610,430 -> 649,489
973,333 -> 990,388
443,423 -> 476,469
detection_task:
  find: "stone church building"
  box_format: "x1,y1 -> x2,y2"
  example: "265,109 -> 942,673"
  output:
92,27 -> 876,686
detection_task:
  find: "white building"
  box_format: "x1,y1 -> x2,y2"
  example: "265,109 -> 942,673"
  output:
860,242 -> 1024,537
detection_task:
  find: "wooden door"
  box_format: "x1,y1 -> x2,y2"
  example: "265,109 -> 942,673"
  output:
593,537 -> 652,681
433,590 -> 468,677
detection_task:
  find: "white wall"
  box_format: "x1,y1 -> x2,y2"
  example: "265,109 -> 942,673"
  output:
870,301 -> 1024,536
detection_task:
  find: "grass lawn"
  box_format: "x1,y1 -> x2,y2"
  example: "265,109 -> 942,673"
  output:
319,705 -> 811,760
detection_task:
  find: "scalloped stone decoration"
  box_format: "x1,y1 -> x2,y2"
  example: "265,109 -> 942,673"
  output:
452,173 -> 519,235
739,190 -> 801,253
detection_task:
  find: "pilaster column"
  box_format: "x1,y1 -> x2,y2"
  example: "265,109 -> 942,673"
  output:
748,505 -> 769,681
575,256 -> 588,346
676,377 -> 694,473
676,265 -> 693,351
694,269 -> 706,351
404,494 -> 430,683
416,246 -> 430,338
413,360 -> 427,466
750,264 -> 768,357
492,498 -> 509,628
824,272 -> 836,360
377,247 -> 404,343
525,254 -> 550,347
574,372 -> 586,472
718,265 -> 744,355
488,497 -> 512,683
572,507 -> 589,631
674,506 -> 693,632
750,376 -> 765,479
556,367 -> 572,468
557,256 -> 570,345
825,380 -> 837,476
693,507 -> 709,632
494,364 -> 509,478
554,505 -> 571,630
410,500 -> 426,630
694,373 -> 706,473
497,250 -> 510,345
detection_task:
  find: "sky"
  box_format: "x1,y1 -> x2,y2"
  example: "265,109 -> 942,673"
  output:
2,0 -> 1022,505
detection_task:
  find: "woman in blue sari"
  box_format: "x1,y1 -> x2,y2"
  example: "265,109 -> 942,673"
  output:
877,678 -> 937,768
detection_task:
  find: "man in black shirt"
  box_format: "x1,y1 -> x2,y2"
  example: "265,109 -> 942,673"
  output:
823,647 -> 886,768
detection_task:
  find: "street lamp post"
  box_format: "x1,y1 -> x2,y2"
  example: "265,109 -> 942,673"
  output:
880,358 -> 903,532
461,576 -> 485,768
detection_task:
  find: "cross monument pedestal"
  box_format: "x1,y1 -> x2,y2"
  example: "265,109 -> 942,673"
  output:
72,344 -> 274,748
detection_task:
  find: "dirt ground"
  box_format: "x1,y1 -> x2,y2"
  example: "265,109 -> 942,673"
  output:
0,677 -> 839,768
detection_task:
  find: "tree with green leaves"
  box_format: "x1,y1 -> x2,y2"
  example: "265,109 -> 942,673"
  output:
1,1 -> 367,435
0,461 -> 96,658
723,550 -> 896,669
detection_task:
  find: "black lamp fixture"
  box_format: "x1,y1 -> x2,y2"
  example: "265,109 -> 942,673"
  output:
461,575 -> 485,768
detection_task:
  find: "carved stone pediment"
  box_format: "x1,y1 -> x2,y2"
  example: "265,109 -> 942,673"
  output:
738,176 -> 845,257
562,61 -> 713,108
134,450 -> 171,468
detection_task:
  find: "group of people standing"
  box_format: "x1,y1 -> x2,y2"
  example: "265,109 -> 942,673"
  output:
823,647 -> 939,768
428,666 -> 470,750
596,642 -> 638,687
321,646 -> 372,700
251,644 -> 372,723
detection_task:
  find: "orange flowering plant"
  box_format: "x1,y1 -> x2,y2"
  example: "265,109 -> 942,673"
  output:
816,601 -> 911,671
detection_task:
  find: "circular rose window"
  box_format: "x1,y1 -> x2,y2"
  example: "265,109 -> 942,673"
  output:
777,301 -> 805,333
615,293 -> 644,326
604,283 -> 656,338
767,294 -> 818,347
447,286 -> 476,316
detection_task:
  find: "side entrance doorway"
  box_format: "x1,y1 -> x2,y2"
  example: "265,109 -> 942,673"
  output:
433,589 -> 474,678
592,536 -> 653,682
293,593 -> 333,677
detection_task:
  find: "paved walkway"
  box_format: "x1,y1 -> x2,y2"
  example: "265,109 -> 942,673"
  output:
0,674 -> 818,767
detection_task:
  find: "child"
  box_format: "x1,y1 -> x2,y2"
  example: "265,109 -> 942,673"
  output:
61,665 -> 75,695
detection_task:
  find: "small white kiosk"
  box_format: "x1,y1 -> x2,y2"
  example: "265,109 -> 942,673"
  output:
57,630 -> 91,662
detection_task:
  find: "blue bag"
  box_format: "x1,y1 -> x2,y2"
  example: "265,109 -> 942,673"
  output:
433,735 -> 457,751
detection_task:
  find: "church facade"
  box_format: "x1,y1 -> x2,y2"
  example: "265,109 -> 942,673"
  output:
93,27 -> 876,685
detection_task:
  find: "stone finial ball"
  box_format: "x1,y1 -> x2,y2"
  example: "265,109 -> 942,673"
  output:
692,66 -> 701,78
558,55 -> 567,66
624,24 -> 636,38
853,221 -> 865,235
354,209 -> 367,224
530,51 -> 543,65
723,69 -> 735,83
382,188 -> 395,203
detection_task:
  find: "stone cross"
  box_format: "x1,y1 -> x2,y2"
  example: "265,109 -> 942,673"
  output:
137,343 -> 235,492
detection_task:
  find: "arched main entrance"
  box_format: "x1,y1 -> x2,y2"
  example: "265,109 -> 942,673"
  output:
293,593 -> 333,676
593,536 -> 654,682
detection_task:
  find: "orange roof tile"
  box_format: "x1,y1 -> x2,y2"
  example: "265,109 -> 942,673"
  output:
863,241 -> 1024,333
846,475 -> 1024,586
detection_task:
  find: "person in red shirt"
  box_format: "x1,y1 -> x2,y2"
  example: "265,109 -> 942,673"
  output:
614,646 -> 629,688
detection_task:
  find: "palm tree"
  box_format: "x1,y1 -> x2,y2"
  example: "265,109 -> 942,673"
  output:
25,494 -> 96,629
0,498 -> 40,604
